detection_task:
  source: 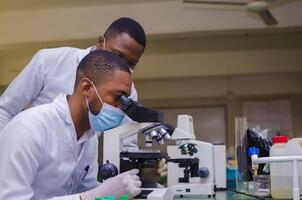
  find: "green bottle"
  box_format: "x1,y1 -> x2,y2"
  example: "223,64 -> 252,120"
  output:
95,198 -> 103,200
120,195 -> 129,200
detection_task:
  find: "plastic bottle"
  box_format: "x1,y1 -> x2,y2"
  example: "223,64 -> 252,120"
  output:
120,195 -> 129,200
104,196 -> 115,200
270,136 -> 302,199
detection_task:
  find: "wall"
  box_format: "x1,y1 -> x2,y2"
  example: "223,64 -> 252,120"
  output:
1,27 -> 302,149
292,95 -> 302,138
138,73 -> 302,147
1,31 -> 302,85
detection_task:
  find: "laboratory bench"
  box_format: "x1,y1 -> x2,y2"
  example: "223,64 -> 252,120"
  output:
174,190 -> 273,200
134,190 -> 273,200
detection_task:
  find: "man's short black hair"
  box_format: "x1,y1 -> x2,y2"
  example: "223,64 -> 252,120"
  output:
104,17 -> 146,49
75,50 -> 130,87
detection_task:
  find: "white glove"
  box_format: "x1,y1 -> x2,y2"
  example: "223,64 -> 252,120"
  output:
157,158 -> 167,177
81,169 -> 142,200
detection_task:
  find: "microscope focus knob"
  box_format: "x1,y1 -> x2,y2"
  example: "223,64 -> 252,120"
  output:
98,160 -> 118,181
198,167 -> 209,178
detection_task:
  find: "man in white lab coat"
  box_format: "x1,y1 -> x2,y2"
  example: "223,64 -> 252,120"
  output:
0,16 -> 168,182
0,17 -> 145,132
0,50 -> 142,200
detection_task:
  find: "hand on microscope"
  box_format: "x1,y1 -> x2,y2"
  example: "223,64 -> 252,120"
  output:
157,158 -> 168,177
81,169 -> 142,200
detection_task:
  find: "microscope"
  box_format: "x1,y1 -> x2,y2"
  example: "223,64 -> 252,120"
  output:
147,115 -> 226,200
100,96 -> 226,199
100,95 -> 174,198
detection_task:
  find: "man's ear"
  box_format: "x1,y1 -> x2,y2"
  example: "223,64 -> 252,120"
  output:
96,36 -> 105,50
78,78 -> 93,96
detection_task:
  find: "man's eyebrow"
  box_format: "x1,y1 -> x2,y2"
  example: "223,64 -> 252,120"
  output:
113,49 -> 137,63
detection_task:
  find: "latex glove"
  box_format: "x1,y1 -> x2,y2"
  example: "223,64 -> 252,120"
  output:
81,169 -> 141,200
157,158 -> 167,177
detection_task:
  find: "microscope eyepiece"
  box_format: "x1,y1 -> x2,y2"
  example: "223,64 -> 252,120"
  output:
117,95 -> 132,110
117,95 -> 164,123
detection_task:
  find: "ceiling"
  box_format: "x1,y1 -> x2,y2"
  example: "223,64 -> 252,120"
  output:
0,0 -> 302,86
0,0 -> 175,13
1,0 -> 301,47
1,0 -> 296,13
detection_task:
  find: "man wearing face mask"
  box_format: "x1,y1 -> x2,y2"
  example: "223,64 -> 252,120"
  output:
0,17 -> 169,176
0,17 -> 167,180
0,17 -> 144,132
0,50 -> 142,200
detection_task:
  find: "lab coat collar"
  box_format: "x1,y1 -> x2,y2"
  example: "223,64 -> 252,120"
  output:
76,46 -> 95,62
53,93 -> 73,125
89,46 -> 97,52
53,94 -> 95,143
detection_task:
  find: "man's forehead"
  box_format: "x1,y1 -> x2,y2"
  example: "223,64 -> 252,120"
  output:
104,70 -> 132,95
107,34 -> 143,57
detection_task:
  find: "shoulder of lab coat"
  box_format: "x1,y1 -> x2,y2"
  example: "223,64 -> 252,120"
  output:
0,117 -> 81,200
0,47 -> 91,132
0,94 -> 98,200
0,46 -> 138,131
0,109 -> 48,200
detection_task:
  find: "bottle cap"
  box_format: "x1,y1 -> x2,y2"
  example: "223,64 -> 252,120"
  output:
120,195 -> 129,200
104,196 -> 115,200
272,136 -> 288,144
248,146 -> 259,157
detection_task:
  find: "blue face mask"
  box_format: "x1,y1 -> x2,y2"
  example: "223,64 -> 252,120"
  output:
86,82 -> 124,132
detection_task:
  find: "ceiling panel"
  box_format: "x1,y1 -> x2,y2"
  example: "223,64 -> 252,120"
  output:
0,0 -> 174,13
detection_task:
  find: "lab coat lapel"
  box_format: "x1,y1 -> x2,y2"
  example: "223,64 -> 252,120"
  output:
53,94 -> 79,157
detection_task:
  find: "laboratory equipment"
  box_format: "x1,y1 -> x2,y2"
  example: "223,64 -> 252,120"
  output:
253,174 -> 270,197
98,160 -> 118,181
118,95 -> 164,123
148,115 -> 226,199
120,195 -> 129,200
235,120 -> 273,197
250,137 -> 302,200
270,137 -> 302,199
94,195 -> 128,200
119,150 -> 168,193
237,125 -> 272,181
103,92 -> 225,200
102,114 -> 226,200
104,196 -> 115,200
102,122 -> 173,175
235,117 -> 249,193
101,95 -> 173,189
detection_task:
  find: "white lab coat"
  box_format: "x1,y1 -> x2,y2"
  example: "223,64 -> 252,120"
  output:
0,46 -> 138,131
0,94 -> 98,200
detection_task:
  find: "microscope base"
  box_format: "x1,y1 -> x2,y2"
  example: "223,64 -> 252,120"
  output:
146,183 -> 215,200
